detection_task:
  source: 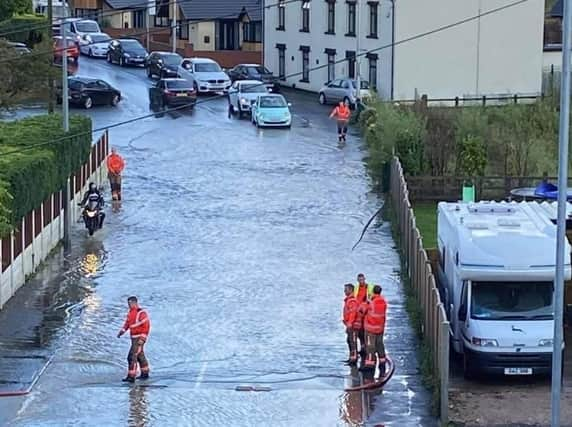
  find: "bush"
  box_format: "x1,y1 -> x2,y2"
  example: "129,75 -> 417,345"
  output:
0,114 -> 92,232
0,14 -> 46,46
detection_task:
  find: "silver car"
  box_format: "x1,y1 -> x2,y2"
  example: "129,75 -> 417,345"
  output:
177,57 -> 231,94
318,78 -> 371,107
228,80 -> 268,118
79,32 -> 111,57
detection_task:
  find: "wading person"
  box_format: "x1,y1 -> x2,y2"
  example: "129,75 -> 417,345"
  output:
354,273 -> 374,359
354,273 -> 374,302
117,296 -> 150,383
329,100 -> 351,143
107,147 -> 125,201
342,283 -> 358,365
361,285 -> 388,375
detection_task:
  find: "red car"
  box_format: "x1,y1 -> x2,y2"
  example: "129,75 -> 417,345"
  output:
53,36 -> 79,63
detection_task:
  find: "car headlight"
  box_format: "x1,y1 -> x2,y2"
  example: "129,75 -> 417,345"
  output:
123,53 -> 131,58
471,337 -> 498,347
240,98 -> 248,104
539,339 -> 553,347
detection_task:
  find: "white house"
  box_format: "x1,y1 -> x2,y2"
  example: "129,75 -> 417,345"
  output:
263,0 -> 545,100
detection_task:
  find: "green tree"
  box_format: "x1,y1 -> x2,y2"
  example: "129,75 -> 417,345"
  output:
0,0 -> 32,21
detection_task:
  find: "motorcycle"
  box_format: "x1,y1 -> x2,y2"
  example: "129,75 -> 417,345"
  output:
81,199 -> 101,236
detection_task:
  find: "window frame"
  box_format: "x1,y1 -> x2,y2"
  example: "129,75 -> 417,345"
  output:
346,1 -> 356,37
301,1 -> 311,32
300,46 -> 310,82
277,44 -> 286,80
326,0 -> 335,35
277,0 -> 286,30
368,2 -> 378,38
345,51 -> 356,79
368,55 -> 377,90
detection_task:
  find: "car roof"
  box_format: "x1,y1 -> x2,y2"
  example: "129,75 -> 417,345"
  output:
118,38 -> 142,42
260,94 -> 284,97
237,80 -> 265,85
87,32 -> 110,37
161,78 -> 187,82
185,57 -> 217,63
69,77 -> 97,83
7,41 -> 27,47
241,64 -> 263,67
152,51 -> 181,56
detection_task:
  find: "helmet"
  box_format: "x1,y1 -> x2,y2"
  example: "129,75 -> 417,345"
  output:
89,182 -> 97,192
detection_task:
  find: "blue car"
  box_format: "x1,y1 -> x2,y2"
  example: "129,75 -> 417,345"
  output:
251,94 -> 292,128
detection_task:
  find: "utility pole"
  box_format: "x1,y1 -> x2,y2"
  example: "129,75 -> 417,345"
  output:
551,0 -> 572,425
355,0 -> 361,105
171,0 -> 177,53
47,0 -> 54,113
61,9 -> 71,250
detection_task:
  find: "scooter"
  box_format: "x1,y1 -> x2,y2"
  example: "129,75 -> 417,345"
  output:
80,199 -> 102,236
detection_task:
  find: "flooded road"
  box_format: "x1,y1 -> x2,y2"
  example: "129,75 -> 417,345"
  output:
0,57 -> 435,426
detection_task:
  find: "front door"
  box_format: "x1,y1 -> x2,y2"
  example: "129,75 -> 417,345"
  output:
218,20 -> 238,50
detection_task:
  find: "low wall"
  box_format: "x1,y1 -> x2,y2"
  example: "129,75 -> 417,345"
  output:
0,131 -> 109,310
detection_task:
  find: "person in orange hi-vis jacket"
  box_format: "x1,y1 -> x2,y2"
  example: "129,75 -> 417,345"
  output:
342,283 -> 359,366
117,296 -> 151,383
107,147 -> 125,201
361,285 -> 388,376
329,100 -> 351,143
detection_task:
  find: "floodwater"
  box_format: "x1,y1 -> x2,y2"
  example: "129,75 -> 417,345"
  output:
0,57 -> 435,426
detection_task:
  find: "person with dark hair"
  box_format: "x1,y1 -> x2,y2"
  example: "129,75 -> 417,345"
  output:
329,99 -> 351,142
354,273 -> 374,302
361,285 -> 388,375
117,296 -> 151,382
342,283 -> 358,365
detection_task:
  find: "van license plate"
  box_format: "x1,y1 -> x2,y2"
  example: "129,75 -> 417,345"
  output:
504,368 -> 532,375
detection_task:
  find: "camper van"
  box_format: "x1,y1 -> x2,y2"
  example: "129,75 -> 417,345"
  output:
437,201 -> 570,379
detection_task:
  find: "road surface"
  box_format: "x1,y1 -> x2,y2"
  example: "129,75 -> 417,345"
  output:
0,57 -> 435,426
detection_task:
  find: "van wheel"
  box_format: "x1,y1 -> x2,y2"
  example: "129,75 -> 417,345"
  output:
319,92 -> 326,105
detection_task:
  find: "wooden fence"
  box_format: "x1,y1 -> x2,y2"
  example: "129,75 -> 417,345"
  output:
0,131 -> 109,309
389,157 -> 450,424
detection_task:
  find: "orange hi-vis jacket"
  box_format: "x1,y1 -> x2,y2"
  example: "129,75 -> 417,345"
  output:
353,300 -> 369,330
121,307 -> 150,340
107,153 -> 125,175
332,105 -> 350,120
343,295 -> 358,328
363,294 -> 388,335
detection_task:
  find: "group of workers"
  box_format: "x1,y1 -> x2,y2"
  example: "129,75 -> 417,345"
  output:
343,273 -> 388,375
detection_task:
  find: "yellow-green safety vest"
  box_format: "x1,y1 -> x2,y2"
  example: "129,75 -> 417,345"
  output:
353,283 -> 375,300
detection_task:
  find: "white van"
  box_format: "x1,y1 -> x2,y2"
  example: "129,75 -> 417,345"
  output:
66,19 -> 101,43
437,201 -> 570,379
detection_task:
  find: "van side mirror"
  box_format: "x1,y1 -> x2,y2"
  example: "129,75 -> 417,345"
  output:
458,305 -> 467,322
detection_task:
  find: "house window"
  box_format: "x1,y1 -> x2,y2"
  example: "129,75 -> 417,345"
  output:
243,22 -> 262,42
346,50 -> 355,78
74,8 -> 97,19
300,46 -> 310,82
325,48 -> 336,82
301,1 -> 310,32
326,0 -> 335,34
367,53 -> 377,89
368,2 -> 378,37
347,1 -> 356,36
278,0 -> 285,30
155,0 -> 170,27
178,21 -> 189,40
277,43 -> 286,80
132,10 -> 145,29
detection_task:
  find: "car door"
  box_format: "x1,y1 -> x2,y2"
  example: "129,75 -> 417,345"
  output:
84,81 -> 103,104
326,79 -> 342,101
340,80 -> 352,101
95,80 -> 112,104
108,40 -> 118,60
179,59 -> 193,83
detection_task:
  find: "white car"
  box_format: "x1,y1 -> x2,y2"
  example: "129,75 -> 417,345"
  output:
79,32 -> 111,57
228,80 -> 268,118
177,57 -> 231,94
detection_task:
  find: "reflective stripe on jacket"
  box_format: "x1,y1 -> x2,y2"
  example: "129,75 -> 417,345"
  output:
343,295 -> 358,327
364,295 -> 388,335
353,300 -> 369,330
122,307 -> 150,339
353,283 -> 374,302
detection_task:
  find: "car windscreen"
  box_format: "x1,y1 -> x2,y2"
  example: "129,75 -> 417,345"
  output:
195,63 -> 221,72
166,80 -> 192,90
259,96 -> 286,108
241,84 -> 266,93
90,35 -> 110,43
248,66 -> 271,74
76,22 -> 100,33
162,54 -> 182,65
351,80 -> 370,89
121,40 -> 144,50
69,80 -> 84,90
470,281 -> 554,321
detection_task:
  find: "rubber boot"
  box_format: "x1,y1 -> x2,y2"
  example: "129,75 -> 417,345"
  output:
137,373 -> 149,380
122,376 -> 135,383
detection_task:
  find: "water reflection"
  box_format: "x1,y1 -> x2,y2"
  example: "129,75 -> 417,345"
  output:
128,386 -> 150,427
340,366 -> 386,426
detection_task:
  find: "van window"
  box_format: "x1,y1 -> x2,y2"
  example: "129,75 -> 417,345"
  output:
75,21 -> 100,33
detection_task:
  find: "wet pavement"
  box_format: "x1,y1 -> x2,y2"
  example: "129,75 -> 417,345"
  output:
0,57 -> 435,426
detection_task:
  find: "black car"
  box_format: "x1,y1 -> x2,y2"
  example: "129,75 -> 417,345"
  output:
57,77 -> 121,109
146,51 -> 182,79
149,78 -> 197,111
107,38 -> 148,67
227,64 -> 279,92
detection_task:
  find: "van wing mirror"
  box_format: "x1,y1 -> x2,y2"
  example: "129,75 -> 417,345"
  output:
458,305 -> 467,322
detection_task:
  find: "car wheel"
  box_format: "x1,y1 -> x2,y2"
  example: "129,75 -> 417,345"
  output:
319,92 -> 326,105
110,94 -> 120,107
84,96 -> 93,109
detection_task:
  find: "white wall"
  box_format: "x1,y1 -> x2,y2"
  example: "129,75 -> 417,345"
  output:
393,0 -> 544,100
263,0 -> 393,96
190,21 -> 215,50
0,162 -> 108,310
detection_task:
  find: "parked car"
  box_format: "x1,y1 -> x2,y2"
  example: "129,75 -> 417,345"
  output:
227,64 -> 279,92
318,78 -> 371,108
79,32 -> 111,57
67,18 -> 101,44
107,38 -> 148,67
146,52 -> 182,79
6,41 -> 31,54
228,80 -> 268,118
148,78 -> 197,112
178,57 -> 231,94
57,76 -> 121,109
251,94 -> 291,128
53,36 -> 79,63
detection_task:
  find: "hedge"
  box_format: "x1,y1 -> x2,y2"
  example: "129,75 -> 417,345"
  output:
0,14 -> 46,46
0,114 -> 92,234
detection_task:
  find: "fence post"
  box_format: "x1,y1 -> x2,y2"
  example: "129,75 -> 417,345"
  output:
454,96 -> 459,107
439,316 -> 450,426
513,94 -> 518,104
482,95 -> 486,107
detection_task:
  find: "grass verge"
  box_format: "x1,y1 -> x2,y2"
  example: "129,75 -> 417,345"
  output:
412,202 -> 438,249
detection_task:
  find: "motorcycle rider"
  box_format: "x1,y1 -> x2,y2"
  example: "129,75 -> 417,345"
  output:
79,183 -> 105,228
